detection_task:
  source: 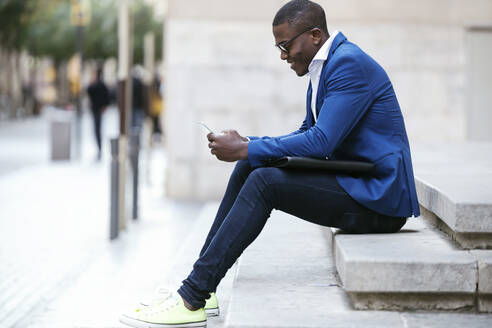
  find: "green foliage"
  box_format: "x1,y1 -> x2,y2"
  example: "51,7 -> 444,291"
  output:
0,0 -> 37,50
131,0 -> 163,64
83,0 -> 118,60
84,0 -> 163,63
25,0 -> 75,64
0,0 -> 163,63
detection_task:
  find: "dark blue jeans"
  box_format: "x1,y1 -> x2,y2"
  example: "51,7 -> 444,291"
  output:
177,160 -> 406,308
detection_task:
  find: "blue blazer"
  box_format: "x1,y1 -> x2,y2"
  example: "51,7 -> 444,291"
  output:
248,32 -> 420,218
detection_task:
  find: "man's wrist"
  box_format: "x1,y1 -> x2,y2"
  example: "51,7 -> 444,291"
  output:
240,141 -> 249,160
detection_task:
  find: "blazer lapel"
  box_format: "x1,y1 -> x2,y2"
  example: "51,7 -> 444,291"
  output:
306,82 -> 314,126
327,32 -> 347,63
315,32 -> 348,118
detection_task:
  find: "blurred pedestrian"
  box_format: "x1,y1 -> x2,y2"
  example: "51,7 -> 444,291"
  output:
131,68 -> 146,134
149,74 -> 163,139
87,67 -> 110,160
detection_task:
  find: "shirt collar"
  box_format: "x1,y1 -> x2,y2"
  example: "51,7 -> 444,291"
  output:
308,30 -> 339,72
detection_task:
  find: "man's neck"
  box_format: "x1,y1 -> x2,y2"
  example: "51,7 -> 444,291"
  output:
317,34 -> 329,51
310,34 -> 330,64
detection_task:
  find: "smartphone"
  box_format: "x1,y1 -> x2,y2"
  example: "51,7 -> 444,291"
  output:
196,121 -> 214,134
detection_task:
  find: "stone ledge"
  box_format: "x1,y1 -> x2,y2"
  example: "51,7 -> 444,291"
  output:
421,206 -> 492,249
413,142 -> 492,248
471,250 -> 492,312
347,293 -> 475,312
415,177 -> 492,234
328,219 -> 492,313
333,220 -> 477,293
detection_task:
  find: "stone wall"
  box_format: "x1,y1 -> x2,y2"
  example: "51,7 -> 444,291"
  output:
164,0 -> 492,200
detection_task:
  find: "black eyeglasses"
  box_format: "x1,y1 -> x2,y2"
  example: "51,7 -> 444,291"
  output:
275,26 -> 317,53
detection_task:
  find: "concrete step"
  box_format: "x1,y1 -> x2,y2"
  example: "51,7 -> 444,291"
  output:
413,142 -> 492,249
327,218 -> 492,313
225,210 -> 353,328
225,211 -> 492,327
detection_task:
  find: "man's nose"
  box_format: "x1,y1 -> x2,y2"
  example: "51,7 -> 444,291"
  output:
280,51 -> 288,61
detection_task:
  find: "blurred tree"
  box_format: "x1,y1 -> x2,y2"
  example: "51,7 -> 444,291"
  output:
0,0 -> 163,110
23,1 -> 76,105
1,0 -> 162,63
0,0 -> 36,51
25,0 -> 75,65
0,0 -> 39,116
83,0 -> 118,61
132,0 -> 163,65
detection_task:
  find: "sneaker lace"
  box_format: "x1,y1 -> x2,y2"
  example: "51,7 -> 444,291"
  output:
154,293 -> 180,312
155,286 -> 172,297
141,285 -> 173,306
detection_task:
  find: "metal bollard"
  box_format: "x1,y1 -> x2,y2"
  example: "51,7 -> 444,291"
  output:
110,138 -> 120,240
129,130 -> 140,220
50,108 -> 73,161
50,120 -> 71,161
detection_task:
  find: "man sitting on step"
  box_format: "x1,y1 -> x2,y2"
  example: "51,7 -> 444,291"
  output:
120,0 -> 419,327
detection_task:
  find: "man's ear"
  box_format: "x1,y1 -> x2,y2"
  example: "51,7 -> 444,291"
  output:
311,28 -> 322,45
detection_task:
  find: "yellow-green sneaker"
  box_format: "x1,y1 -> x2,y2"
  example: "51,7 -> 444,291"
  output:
139,287 -> 219,317
205,292 -> 219,317
120,293 -> 206,328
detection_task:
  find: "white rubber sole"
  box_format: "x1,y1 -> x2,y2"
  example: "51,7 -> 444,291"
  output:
119,314 -> 206,328
204,307 -> 219,317
139,303 -> 219,318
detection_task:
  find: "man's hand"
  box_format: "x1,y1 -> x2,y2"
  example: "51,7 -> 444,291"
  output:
207,130 -> 249,162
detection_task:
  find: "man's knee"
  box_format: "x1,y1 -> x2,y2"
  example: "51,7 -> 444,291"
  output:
247,167 -> 284,188
241,167 -> 284,209
236,159 -> 251,170
230,159 -> 251,178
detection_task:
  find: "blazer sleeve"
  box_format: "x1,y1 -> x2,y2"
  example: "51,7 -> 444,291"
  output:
247,54 -> 373,168
247,113 -> 309,141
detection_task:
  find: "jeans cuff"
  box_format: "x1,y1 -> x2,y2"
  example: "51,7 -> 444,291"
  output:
178,282 -> 207,309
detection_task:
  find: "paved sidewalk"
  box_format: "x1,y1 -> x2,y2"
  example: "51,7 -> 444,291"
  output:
0,109 -> 230,328
227,211 -> 492,328
3,110 -> 491,328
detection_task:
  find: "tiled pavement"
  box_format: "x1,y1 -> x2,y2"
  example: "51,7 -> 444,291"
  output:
4,108 -> 491,328
0,109 -> 231,328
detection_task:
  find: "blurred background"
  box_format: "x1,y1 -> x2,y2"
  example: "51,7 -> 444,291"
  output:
163,0 -> 492,200
0,0 -> 491,327
1,0 -> 492,199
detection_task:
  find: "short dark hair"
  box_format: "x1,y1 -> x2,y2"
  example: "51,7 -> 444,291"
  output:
273,0 -> 328,35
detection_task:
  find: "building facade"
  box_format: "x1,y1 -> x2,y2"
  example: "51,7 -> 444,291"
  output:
164,0 -> 492,200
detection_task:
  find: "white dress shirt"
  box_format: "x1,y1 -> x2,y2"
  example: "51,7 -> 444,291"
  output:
308,30 -> 339,122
